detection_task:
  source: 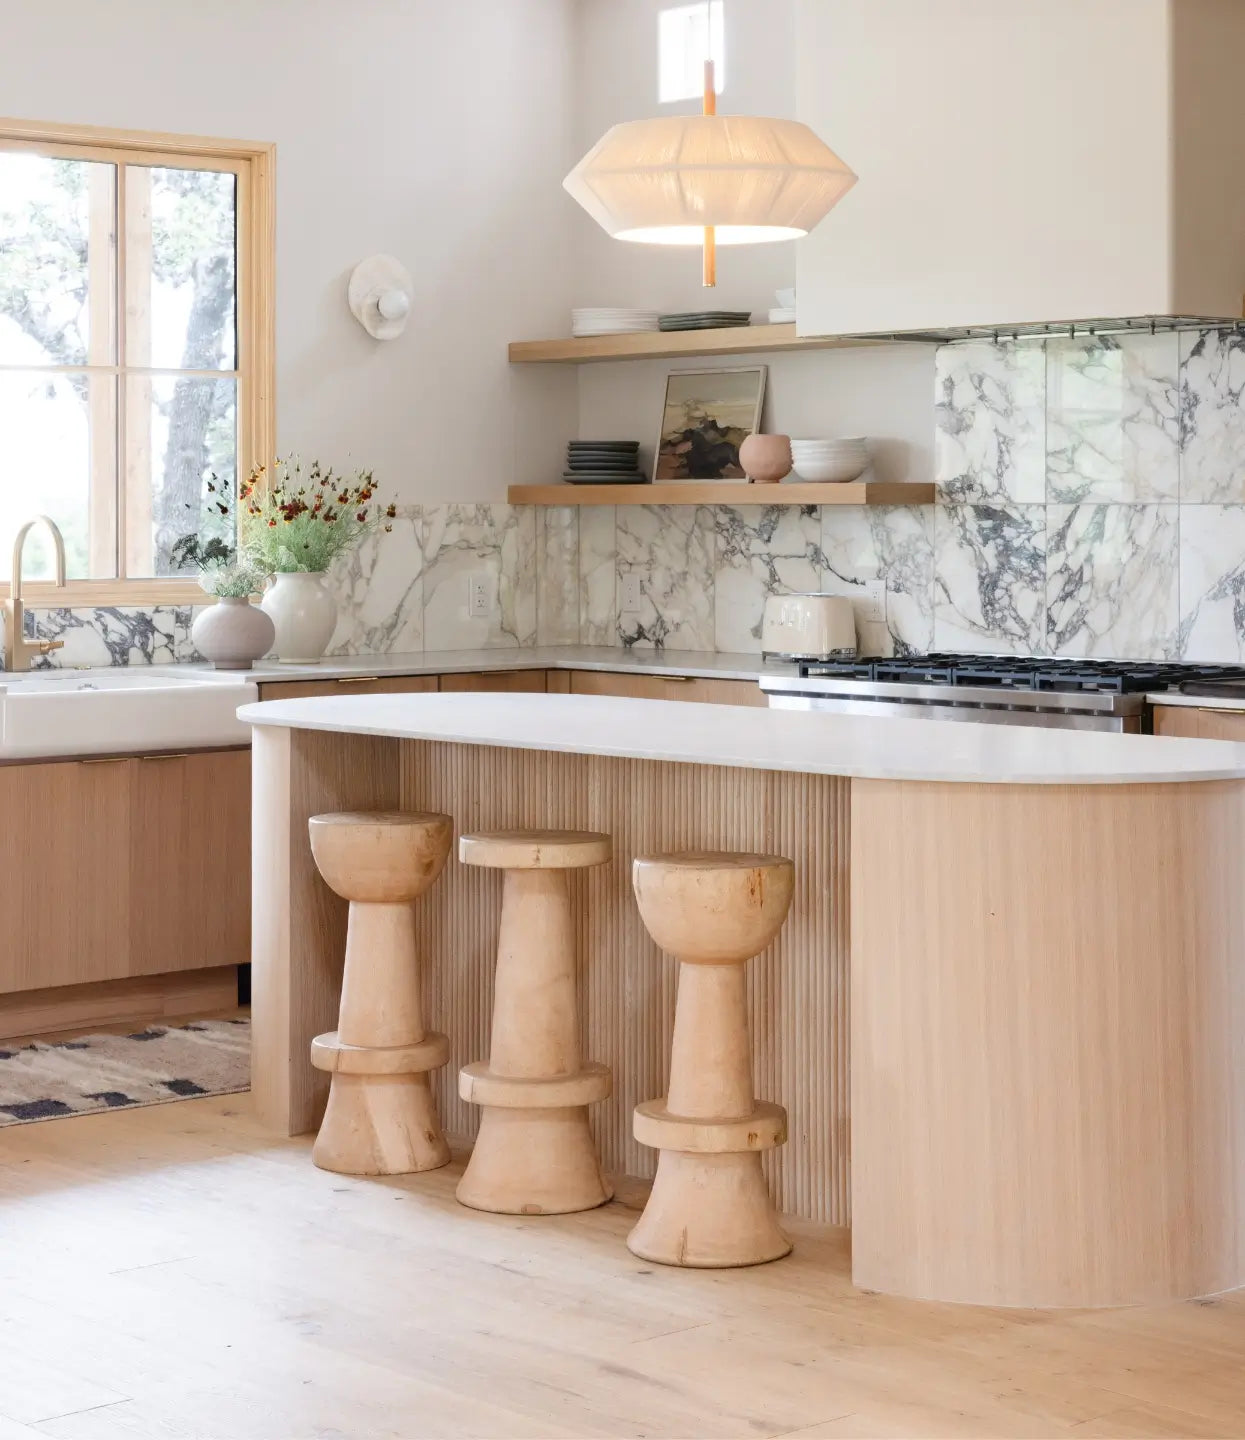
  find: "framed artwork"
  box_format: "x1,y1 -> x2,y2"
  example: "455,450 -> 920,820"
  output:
653,366 -> 767,482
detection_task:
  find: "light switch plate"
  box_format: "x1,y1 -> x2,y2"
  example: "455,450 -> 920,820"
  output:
468,573 -> 492,619
621,572 -> 643,613
859,579 -> 887,624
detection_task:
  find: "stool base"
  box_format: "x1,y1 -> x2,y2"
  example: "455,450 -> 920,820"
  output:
626,1151 -> 792,1268
457,1106 -> 613,1215
313,1072 -> 450,1176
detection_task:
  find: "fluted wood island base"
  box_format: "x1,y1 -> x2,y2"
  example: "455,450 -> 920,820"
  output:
245,693 -> 1245,1309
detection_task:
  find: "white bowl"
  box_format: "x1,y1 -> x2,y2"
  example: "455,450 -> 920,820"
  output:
775,287 -> 796,309
789,453 -> 870,483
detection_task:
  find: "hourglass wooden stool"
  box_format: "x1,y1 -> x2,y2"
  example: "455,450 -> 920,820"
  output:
629,851 -> 795,1268
308,810 -> 453,1176
456,830 -> 614,1215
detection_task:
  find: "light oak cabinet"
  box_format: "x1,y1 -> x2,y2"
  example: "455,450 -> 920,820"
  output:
439,671 -> 547,694
1152,705 -> 1245,742
0,749 -> 250,996
257,675 -> 438,701
567,670 -> 766,708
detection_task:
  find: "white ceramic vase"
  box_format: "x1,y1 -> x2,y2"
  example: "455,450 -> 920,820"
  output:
260,571 -> 338,663
191,597 -> 276,671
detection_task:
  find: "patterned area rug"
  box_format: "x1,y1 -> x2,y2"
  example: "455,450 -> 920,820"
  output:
0,1017 -> 250,1126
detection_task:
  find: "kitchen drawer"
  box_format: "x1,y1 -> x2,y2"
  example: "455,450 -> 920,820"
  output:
257,675 -> 438,701
566,671 -> 765,707
439,671 -> 547,694
1152,705 -> 1245,742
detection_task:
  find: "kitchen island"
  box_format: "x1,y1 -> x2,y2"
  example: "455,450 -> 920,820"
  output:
241,691 -> 1245,1309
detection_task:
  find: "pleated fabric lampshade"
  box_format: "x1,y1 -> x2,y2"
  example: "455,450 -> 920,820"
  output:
563,114 -> 857,247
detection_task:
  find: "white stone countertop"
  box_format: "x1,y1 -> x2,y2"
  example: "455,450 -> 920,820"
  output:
1146,690 -> 1245,712
238,691 -> 1245,786
40,647 -> 797,686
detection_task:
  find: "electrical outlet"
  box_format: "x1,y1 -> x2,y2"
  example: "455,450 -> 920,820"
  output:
621,572 -> 643,613
467,573 -> 493,619
859,579 -> 887,624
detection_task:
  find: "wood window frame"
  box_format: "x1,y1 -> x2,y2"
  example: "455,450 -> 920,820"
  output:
0,116 -> 275,606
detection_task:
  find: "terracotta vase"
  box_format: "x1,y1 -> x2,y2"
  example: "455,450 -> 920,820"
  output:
739,433 -> 793,484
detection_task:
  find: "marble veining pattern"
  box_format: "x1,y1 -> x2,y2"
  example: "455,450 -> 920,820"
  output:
820,505 -> 935,657
327,508 -> 423,656
1045,504 -> 1179,660
713,505 -> 824,653
26,606 -> 202,669
1179,504 -> 1245,662
1046,335 -> 1179,503
421,503 -> 536,650
577,505 -> 617,647
934,504 -> 1047,655
935,341 -> 1046,503
536,506 -> 579,647
1180,329 -> 1245,503
617,505 -> 715,650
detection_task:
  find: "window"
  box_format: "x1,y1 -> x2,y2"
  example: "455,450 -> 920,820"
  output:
0,120 -> 274,600
659,2 -> 725,104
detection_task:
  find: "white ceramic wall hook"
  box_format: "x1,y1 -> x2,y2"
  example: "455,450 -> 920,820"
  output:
348,254 -> 414,339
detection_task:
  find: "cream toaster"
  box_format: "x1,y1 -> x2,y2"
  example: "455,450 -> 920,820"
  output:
761,593 -> 858,661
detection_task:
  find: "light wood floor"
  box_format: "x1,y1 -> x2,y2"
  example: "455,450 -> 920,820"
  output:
2,1096 -> 1245,1440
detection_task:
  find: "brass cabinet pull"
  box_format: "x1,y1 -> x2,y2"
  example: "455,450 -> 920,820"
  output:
1194,705 -> 1245,717
660,674 -> 695,683
139,752 -> 190,761
79,756 -> 129,765
335,676 -> 382,685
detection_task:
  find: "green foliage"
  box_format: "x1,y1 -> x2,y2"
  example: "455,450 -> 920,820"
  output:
239,457 -> 395,575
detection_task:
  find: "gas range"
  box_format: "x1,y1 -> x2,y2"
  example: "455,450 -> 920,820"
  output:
759,654 -> 1245,732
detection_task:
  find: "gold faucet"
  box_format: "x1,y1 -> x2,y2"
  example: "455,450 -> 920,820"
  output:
3,515 -> 67,671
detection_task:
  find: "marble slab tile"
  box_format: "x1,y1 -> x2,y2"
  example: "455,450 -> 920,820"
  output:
617,505 -> 715,649
578,505 -> 616,647
1179,504 -> 1245,662
1046,503 -> 1179,660
933,504 -> 1047,655
1181,329 -> 1245,503
935,341 -> 1046,503
326,508 -> 424,656
24,606 -> 201,668
536,506 -> 580,646
421,503 -> 537,651
713,505 -> 823,653
1046,334 -> 1180,503
820,505 -> 935,656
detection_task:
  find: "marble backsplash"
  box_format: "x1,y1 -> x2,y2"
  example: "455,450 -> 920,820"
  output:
17,328 -> 1245,668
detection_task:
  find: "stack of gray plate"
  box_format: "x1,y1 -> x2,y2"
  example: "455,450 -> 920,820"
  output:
564,440 -> 645,484
658,311 -> 752,331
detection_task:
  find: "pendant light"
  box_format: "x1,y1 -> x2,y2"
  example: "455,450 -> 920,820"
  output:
564,61 -> 856,287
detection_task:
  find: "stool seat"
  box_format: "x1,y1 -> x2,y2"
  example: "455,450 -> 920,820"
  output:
459,830 -> 612,870
633,851 -> 794,963
633,1098 -> 787,1154
311,1030 -> 450,1076
310,811 -> 452,903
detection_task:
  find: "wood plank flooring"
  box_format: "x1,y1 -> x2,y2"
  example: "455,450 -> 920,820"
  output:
1,1093 -> 1244,1439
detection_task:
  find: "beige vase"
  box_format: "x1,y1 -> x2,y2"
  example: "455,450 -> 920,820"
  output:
191,597 -> 276,671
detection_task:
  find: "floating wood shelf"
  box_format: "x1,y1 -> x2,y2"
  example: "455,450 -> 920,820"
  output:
508,324 -> 887,364
507,482 -> 935,507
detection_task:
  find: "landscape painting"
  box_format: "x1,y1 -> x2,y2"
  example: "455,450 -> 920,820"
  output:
654,367 -> 767,482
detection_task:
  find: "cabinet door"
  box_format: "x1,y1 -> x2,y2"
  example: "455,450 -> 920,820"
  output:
0,758 -> 131,992
129,750 -> 251,976
439,671 -> 547,694
567,671 -> 765,707
1153,706 -> 1245,741
258,676 -> 438,701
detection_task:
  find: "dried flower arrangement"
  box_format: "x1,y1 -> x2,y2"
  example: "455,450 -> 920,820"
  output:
239,457 -> 397,575
169,479 -> 265,597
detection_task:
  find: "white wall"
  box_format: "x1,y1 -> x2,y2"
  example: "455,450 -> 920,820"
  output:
0,0 -> 579,502
571,0 -> 934,478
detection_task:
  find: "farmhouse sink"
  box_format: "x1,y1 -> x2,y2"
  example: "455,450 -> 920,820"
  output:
0,669 -> 257,759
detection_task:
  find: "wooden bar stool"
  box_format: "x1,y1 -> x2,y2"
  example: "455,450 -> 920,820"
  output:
308,810 -> 453,1176
629,851 -> 795,1267
456,830 -> 613,1215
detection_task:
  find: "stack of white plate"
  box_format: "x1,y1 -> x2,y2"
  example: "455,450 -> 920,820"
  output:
788,437 -> 870,483
571,308 -> 660,337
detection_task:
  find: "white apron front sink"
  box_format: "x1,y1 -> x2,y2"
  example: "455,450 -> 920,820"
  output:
0,669 -> 257,758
